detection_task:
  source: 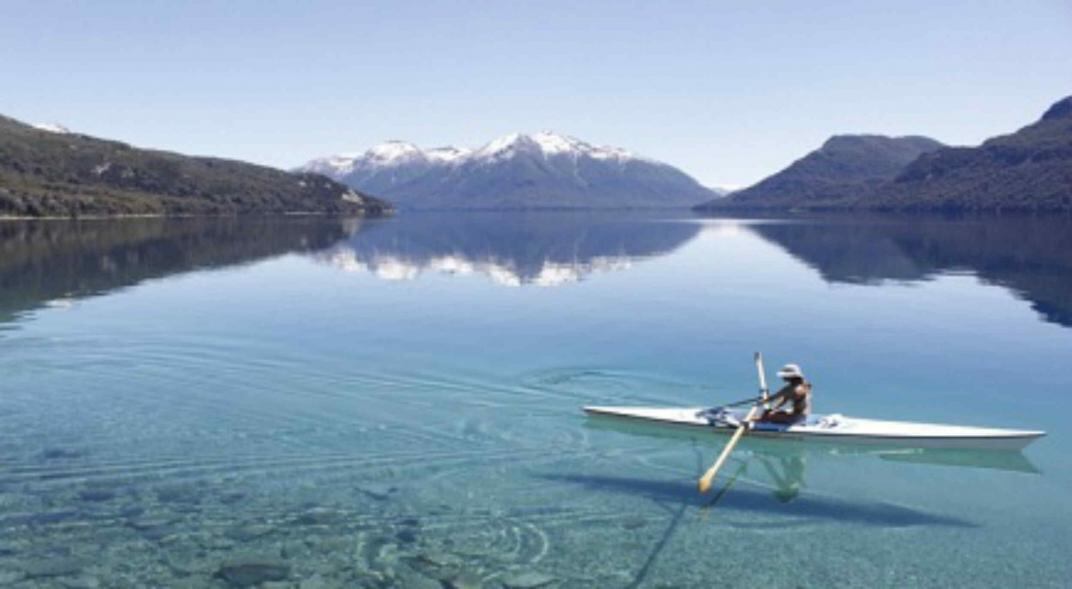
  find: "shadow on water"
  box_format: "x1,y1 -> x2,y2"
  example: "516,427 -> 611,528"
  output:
743,214 -> 1072,328
314,211 -> 702,286
0,216 -> 361,323
539,473 -> 976,529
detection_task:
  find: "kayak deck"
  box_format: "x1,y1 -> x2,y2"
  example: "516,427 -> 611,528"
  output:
583,406 -> 1045,451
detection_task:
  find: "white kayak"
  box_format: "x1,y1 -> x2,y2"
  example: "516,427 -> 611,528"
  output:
583,406 -> 1045,451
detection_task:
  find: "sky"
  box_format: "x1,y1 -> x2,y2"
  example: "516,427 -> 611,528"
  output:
1,1 -> 1069,188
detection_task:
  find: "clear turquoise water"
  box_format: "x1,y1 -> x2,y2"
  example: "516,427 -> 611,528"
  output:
0,214 -> 1069,588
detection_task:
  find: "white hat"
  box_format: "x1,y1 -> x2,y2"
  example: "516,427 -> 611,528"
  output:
777,364 -> 804,380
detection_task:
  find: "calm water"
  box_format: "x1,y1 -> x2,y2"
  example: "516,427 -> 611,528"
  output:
0,213 -> 1070,588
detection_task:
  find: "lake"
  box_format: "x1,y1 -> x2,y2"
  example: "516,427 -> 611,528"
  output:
0,212 -> 1069,588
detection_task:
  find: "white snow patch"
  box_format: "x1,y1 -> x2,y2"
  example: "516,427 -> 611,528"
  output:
33,123 -> 70,134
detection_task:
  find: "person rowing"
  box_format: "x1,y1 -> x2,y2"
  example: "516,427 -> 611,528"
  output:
701,363 -> 812,428
753,363 -> 812,425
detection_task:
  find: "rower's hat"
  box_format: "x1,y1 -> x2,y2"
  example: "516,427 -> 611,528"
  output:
777,364 -> 804,379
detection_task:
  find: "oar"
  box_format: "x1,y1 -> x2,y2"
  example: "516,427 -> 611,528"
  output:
698,353 -> 769,494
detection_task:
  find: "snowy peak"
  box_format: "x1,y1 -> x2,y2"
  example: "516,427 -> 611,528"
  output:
365,140 -> 425,163
474,131 -> 636,162
300,132 -> 643,178
426,146 -> 471,163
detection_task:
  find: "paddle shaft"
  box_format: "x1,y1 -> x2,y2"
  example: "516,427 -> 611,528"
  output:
698,402 -> 760,493
698,353 -> 770,494
757,352 -> 770,408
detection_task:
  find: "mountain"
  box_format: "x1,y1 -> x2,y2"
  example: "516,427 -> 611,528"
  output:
698,95 -> 1072,213
868,96 -> 1072,211
300,132 -> 717,209
0,114 -> 391,218
695,134 -> 944,210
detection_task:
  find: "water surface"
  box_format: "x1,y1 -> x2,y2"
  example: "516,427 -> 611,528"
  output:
0,213 -> 1069,588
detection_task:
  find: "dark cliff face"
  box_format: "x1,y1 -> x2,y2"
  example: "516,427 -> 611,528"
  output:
697,135 -> 944,210
0,115 -> 392,218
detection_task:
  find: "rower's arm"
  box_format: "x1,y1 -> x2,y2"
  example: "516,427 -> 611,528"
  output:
766,385 -> 792,409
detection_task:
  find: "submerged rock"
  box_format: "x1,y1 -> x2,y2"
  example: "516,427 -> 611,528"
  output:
0,570 -> 25,584
41,448 -> 87,460
297,507 -> 344,526
224,523 -> 274,542
359,484 -> 399,501
446,570 -> 484,589
156,484 -> 203,505
58,574 -> 101,588
501,571 -> 556,589
214,559 -> 290,587
20,556 -> 86,579
299,573 -> 330,589
416,551 -> 463,568
78,488 -> 117,503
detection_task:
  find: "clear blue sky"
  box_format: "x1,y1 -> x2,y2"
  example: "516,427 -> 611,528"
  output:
2,1 -> 1069,187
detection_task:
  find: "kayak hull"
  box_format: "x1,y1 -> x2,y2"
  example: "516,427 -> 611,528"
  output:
583,406 -> 1045,451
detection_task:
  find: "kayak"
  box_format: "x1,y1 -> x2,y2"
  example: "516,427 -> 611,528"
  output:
582,406 -> 1045,451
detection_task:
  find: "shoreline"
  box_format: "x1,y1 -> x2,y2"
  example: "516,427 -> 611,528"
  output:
0,209 -> 393,222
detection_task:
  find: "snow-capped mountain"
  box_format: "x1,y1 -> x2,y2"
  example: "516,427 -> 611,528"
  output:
298,132 -> 717,209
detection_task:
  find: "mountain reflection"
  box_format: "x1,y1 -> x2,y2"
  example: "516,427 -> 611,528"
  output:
0,217 -> 358,322
316,212 -> 702,286
748,215 -> 1072,328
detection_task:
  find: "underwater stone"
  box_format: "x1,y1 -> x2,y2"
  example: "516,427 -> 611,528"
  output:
219,491 -> 247,505
282,540 -> 309,560
42,448 -> 86,460
155,484 -> 203,505
0,570 -> 25,584
446,570 -> 484,589
395,565 -> 443,589
299,573 -> 330,589
417,551 -> 463,568
78,488 -> 117,502
20,556 -> 86,579
58,574 -> 101,588
214,559 -> 290,587
501,571 -> 557,589
225,523 -> 274,542
360,484 -> 398,501
297,507 -> 343,525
